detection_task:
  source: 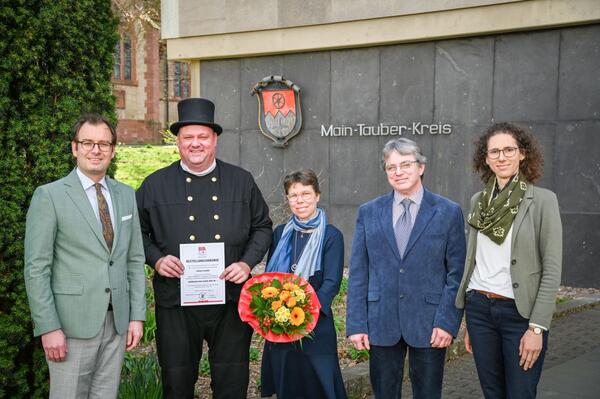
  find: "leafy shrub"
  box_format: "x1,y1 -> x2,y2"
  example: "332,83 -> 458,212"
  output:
347,346 -> 370,361
142,265 -> 157,344
118,352 -> 162,399
199,354 -> 211,376
249,346 -> 261,362
0,2 -> 118,397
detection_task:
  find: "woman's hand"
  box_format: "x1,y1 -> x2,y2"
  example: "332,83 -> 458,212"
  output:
519,329 -> 543,370
464,329 -> 473,354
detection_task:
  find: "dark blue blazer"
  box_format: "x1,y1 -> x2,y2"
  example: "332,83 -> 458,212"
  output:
346,189 -> 466,348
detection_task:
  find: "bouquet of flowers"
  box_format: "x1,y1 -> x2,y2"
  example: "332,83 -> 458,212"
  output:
238,272 -> 321,343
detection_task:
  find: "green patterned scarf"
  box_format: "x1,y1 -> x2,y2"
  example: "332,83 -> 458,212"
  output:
467,172 -> 528,245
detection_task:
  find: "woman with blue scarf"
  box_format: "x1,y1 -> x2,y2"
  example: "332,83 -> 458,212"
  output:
260,169 -> 348,399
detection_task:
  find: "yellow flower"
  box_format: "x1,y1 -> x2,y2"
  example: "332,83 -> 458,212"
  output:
279,290 -> 291,301
289,307 -> 305,326
271,300 -> 283,311
283,282 -> 299,291
286,297 -> 297,308
292,289 -> 306,302
261,286 -> 279,299
275,306 -> 291,323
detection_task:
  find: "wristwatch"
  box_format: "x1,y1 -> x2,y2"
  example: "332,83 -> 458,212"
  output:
529,326 -> 543,335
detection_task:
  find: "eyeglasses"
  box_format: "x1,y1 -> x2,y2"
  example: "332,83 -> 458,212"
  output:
385,161 -> 419,174
286,191 -> 315,203
486,147 -> 519,159
76,140 -> 113,152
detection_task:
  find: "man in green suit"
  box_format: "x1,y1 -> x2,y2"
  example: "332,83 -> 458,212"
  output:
24,114 -> 146,398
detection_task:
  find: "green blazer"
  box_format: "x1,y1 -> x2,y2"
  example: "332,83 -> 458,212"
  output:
24,169 -> 146,338
455,184 -> 562,329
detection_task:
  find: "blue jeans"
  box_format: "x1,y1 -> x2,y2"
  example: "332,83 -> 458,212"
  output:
465,290 -> 548,399
370,338 -> 446,399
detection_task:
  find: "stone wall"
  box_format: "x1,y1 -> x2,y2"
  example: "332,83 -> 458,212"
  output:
199,24 -> 600,287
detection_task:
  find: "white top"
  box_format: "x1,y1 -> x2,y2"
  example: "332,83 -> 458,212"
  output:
468,227 -> 514,299
76,168 -> 115,228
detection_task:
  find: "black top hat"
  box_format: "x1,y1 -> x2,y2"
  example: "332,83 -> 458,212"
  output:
169,98 -> 223,135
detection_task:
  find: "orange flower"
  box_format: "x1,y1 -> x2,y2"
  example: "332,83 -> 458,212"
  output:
271,300 -> 283,311
286,297 -> 297,308
289,307 -> 305,326
261,286 -> 279,299
279,290 -> 291,301
283,282 -> 299,291
263,316 -> 271,327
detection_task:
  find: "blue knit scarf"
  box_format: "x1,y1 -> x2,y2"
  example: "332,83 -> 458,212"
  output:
265,208 -> 327,279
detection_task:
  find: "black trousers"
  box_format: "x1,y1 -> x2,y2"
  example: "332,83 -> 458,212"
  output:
465,290 -> 547,399
155,300 -> 253,399
370,338 -> 446,399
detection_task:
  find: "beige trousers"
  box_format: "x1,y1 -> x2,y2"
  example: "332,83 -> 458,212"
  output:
48,311 -> 126,399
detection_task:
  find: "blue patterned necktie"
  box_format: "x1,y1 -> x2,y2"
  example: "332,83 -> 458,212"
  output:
395,198 -> 413,258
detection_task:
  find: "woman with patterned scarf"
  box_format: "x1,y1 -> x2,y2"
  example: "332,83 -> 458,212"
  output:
260,169 -> 348,399
455,123 -> 562,399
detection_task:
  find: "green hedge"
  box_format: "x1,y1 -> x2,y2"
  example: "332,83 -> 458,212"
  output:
0,2 -> 118,397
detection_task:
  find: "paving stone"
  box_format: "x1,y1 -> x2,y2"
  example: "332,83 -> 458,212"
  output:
360,304 -> 600,398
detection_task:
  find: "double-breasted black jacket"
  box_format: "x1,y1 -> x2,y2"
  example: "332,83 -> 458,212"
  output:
136,160 -> 273,307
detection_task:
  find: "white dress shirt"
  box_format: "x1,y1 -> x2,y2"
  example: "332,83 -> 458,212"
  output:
76,168 -> 115,230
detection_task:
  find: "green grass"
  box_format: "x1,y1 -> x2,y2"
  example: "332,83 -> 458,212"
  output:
115,145 -> 180,190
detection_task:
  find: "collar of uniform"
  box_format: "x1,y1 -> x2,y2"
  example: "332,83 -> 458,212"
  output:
180,159 -> 217,176
76,167 -> 108,191
393,185 -> 424,206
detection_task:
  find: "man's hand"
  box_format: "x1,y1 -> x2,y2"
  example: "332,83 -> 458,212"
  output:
126,321 -> 144,351
430,327 -> 453,348
220,261 -> 251,284
464,329 -> 473,354
519,329 -> 543,371
41,329 -> 68,362
155,255 -> 184,278
348,333 -> 370,350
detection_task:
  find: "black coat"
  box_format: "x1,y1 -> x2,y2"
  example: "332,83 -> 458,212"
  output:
136,160 -> 273,306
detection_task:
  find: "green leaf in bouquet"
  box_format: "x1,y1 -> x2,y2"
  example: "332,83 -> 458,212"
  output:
250,295 -> 264,310
248,283 -> 263,293
271,324 -> 284,334
271,278 -> 282,289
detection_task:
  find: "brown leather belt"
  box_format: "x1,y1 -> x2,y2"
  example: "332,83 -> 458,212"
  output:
474,290 -> 513,301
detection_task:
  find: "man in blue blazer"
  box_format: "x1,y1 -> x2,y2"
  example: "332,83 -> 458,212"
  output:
347,138 -> 466,398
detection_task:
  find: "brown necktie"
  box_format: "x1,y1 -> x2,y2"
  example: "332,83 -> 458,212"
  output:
95,183 -> 114,251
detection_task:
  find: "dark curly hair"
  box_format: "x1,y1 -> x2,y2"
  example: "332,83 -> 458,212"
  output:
473,122 -> 544,184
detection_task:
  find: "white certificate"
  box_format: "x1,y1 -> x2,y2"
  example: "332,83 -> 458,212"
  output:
180,242 -> 226,306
